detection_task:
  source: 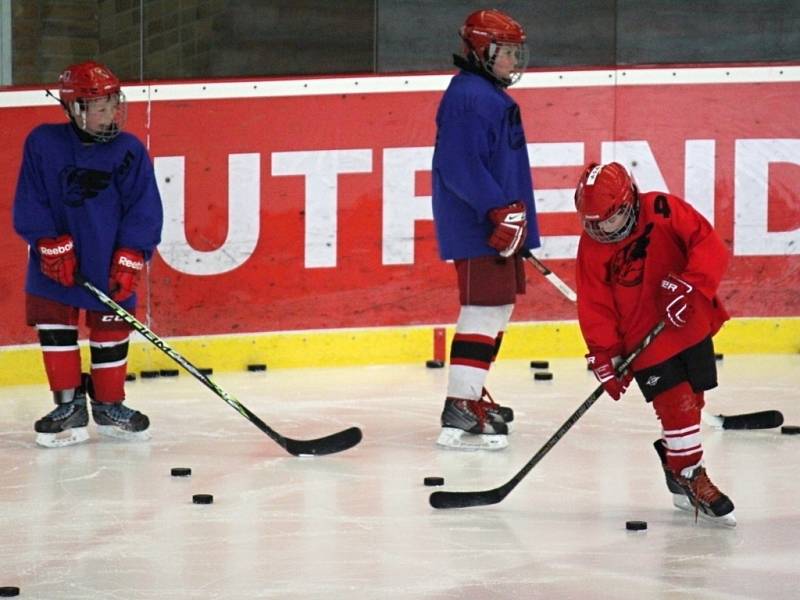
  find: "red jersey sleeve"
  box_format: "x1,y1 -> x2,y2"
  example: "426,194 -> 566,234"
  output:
666,196 -> 730,301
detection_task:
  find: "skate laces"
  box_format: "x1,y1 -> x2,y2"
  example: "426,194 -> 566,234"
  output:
480,387 -> 500,409
462,399 -> 490,427
683,467 -> 722,521
94,402 -> 137,421
49,401 -> 82,421
690,468 -> 723,505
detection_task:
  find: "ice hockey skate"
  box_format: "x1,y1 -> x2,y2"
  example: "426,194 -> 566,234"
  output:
437,397 -> 508,450
652,439 -> 693,512
91,400 -> 151,441
674,464 -> 736,527
34,379 -> 90,448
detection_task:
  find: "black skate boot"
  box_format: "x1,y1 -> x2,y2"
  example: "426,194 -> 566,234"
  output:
653,439 -> 692,512
34,375 -> 90,448
91,400 -> 150,441
675,465 -> 736,527
437,397 -> 508,450
85,373 -> 150,441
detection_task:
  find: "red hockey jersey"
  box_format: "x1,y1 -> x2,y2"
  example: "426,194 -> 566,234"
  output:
576,191 -> 730,371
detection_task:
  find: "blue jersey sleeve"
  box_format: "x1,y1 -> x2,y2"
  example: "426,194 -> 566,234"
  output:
114,141 -> 163,260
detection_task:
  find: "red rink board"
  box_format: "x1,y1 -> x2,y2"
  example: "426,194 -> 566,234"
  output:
0,68 -> 798,345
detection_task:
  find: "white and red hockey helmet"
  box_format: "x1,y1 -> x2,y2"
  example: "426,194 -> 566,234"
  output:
574,162 -> 639,243
459,9 -> 529,86
58,60 -> 127,142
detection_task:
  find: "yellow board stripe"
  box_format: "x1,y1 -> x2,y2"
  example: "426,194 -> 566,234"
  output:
0,317 -> 797,387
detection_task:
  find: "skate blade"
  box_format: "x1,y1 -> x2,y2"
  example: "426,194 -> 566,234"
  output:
36,427 -> 89,448
96,425 -> 151,442
672,493 -> 693,512
696,510 -> 737,528
436,427 -> 508,451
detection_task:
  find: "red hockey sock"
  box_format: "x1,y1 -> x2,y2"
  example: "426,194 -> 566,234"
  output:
89,328 -> 130,402
37,325 -> 81,391
653,381 -> 704,475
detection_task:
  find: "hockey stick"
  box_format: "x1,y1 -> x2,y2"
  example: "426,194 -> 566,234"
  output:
75,274 -> 362,456
521,254 -> 782,430
702,410 -> 784,430
430,320 -> 666,509
521,249 -> 577,302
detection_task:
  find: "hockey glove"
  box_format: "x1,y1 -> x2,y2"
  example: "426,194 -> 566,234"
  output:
109,248 -> 144,302
37,235 -> 77,287
659,273 -> 694,328
487,201 -> 527,257
586,350 -> 632,401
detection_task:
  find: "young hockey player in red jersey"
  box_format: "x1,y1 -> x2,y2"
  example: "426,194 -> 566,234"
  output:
574,161 -> 736,526
431,9 -> 540,451
13,61 -> 163,448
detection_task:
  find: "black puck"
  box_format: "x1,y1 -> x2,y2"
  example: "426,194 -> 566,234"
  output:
140,370 -> 160,378
171,467 -> 191,477
534,371 -> 554,381
625,520 -> 647,531
192,494 -> 213,504
247,364 -> 267,372
781,425 -> 800,435
530,360 -> 549,369
0,587 -> 20,597
715,353 -> 724,360
424,476 -> 444,486
125,373 -> 137,382
160,369 -> 179,377
199,367 -> 214,375
425,359 -> 445,368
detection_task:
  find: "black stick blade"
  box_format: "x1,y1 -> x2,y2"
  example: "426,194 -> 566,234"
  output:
283,426 -> 363,456
721,410 -> 784,430
429,488 -> 506,509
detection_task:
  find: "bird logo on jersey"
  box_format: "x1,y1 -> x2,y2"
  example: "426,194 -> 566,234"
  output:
60,166 -> 112,207
606,223 -> 653,287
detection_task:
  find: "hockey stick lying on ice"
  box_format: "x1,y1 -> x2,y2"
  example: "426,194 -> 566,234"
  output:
76,274 -> 362,456
520,252 -> 784,430
521,249 -> 577,302
430,320 -> 666,509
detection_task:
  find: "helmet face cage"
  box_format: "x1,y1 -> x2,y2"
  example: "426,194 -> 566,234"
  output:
58,61 -> 126,142
69,92 -> 127,143
582,200 -> 638,243
484,41 -> 530,86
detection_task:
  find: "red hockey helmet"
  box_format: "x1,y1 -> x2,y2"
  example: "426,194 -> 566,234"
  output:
459,9 -> 529,86
58,61 -> 126,142
574,162 -> 639,243
59,61 -> 120,104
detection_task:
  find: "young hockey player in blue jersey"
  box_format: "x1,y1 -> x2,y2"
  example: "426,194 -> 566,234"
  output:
13,61 -> 163,448
432,9 -> 540,450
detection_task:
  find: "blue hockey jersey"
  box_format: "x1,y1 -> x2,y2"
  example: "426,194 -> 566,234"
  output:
13,123 -> 163,311
432,69 -> 540,260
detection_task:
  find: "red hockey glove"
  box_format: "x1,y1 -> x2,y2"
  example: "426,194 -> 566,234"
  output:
659,273 -> 694,328
586,350 -> 632,401
37,235 -> 77,287
109,248 -> 144,302
487,201 -> 527,257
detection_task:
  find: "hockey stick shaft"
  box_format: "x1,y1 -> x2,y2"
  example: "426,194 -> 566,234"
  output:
75,274 -> 362,456
430,320 -> 666,509
521,249 -> 577,302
